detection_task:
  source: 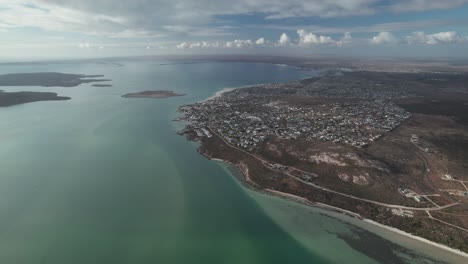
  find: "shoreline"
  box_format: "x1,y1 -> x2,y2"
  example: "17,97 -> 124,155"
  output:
189,117 -> 468,259
215,156 -> 468,259
362,219 -> 468,258
199,71 -> 319,103
177,70 -> 468,260
200,88 -> 237,102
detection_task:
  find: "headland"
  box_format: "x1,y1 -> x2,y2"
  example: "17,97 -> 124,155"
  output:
122,90 -> 186,98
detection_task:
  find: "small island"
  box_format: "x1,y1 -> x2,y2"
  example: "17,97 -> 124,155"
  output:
122,90 -> 186,98
0,91 -> 70,107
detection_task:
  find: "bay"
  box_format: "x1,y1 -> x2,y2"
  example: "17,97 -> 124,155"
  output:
0,60 -> 463,263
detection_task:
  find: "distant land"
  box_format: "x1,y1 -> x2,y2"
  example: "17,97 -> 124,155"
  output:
0,72 -> 110,87
92,84 -> 113,87
157,55 -> 468,73
0,90 -> 70,107
0,72 -> 111,106
122,90 -> 186,98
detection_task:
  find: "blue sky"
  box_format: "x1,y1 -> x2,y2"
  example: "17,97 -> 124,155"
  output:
0,0 -> 467,59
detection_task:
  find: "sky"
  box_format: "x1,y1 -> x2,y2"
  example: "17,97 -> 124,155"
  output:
0,0 -> 468,59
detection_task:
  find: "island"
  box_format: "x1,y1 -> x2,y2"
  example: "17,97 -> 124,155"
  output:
178,70 -> 468,252
0,72 -> 111,87
122,90 -> 186,98
0,90 -> 70,107
0,72 -> 112,107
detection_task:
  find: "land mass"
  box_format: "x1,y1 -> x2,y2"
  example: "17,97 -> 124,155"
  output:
91,84 -> 112,87
122,90 -> 186,98
0,72 -> 110,87
178,69 -> 468,253
0,90 -> 70,107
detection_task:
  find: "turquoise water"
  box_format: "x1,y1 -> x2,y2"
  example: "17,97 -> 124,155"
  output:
0,61 -> 462,263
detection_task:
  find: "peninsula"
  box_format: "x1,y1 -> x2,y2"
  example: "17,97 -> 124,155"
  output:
178,69 -> 468,252
0,91 -> 70,107
0,72 -> 111,106
122,90 -> 185,98
0,72 -> 111,87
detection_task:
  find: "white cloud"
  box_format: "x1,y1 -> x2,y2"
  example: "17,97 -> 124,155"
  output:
1,1 -> 128,36
297,29 -> 336,45
1,0 -> 467,44
176,42 -> 190,49
407,31 -> 464,44
175,29 -> 467,50
233,39 -> 253,48
78,42 -> 90,48
370,32 -> 399,44
278,33 -> 291,46
249,18 -> 468,35
176,39 -> 254,49
0,0 -> 379,38
389,0 -> 468,13
255,37 -> 266,46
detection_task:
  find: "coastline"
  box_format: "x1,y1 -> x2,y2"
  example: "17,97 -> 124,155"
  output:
201,88 -> 236,102
213,156 -> 468,260
181,87 -> 468,260
362,219 -> 468,258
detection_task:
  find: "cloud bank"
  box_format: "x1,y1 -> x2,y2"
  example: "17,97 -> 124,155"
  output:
176,30 -> 467,49
1,0 -> 467,38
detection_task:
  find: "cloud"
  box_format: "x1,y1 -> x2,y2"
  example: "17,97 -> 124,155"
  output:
370,32 -> 399,44
278,33 -> 291,46
337,32 -> 353,46
1,1 -> 128,36
389,0 -> 468,13
176,42 -> 190,49
1,0 -> 379,38
176,39 -> 258,49
297,29 -> 336,45
371,31 -> 467,45
261,0 -> 377,19
255,37 -> 266,46
176,31 -> 354,49
78,42 -> 90,48
175,29 -> 467,50
225,39 -> 252,48
248,18 -> 468,35
406,31 -> 464,44
1,0 -> 467,43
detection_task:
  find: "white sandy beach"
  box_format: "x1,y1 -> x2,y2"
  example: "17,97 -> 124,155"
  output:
363,219 -> 468,259
200,87 -> 237,102
265,186 -> 468,262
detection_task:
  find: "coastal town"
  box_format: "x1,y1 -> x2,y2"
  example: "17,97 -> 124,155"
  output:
179,75 -> 411,150
177,70 -> 468,253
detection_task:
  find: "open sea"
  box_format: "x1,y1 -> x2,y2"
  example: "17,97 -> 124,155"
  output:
0,60 -> 465,263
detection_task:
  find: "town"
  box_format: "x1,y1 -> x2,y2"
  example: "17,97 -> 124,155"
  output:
177,70 -> 468,253
178,75 -> 411,150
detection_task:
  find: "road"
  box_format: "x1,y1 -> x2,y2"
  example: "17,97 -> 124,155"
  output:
426,211 -> 468,233
208,127 -> 459,212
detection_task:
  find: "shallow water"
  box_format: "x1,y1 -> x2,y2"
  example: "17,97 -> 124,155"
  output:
0,60 -> 463,263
